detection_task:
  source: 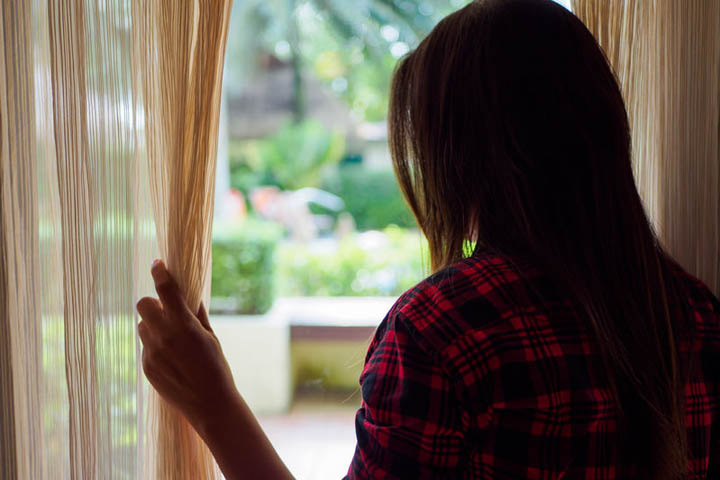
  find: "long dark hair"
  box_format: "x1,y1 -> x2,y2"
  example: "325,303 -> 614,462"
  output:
389,0 -> 696,477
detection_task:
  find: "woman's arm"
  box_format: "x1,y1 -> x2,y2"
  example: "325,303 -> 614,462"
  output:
136,260 -> 294,480
345,309 -> 467,479
195,392 -> 294,480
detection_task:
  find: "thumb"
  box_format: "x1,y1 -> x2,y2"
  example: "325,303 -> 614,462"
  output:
196,302 -> 214,334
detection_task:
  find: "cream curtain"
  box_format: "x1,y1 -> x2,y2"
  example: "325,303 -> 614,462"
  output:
571,0 -> 720,296
0,1 -> 232,479
1,1 -> 43,478
135,1 -> 232,478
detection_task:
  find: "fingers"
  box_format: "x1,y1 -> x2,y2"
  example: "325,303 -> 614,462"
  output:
137,296 -> 164,346
151,260 -> 192,319
137,319 -> 153,348
137,296 -> 164,326
196,302 -> 214,334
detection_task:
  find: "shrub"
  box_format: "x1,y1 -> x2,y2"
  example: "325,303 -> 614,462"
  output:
320,164 -> 416,230
229,119 -> 345,194
276,226 -> 428,297
210,218 -> 283,314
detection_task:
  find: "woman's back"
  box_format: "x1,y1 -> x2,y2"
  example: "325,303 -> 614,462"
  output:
347,251 -> 720,479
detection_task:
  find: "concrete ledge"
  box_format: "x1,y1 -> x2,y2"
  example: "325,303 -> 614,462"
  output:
290,325 -> 377,341
274,296 -> 396,327
211,296 -> 394,414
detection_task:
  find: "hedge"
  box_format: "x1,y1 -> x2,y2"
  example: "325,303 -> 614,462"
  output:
210,218 -> 283,314
320,164 -> 416,230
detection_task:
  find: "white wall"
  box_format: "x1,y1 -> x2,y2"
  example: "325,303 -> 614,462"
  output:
212,314 -> 292,415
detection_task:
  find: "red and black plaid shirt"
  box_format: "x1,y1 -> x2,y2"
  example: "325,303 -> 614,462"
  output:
345,251 -> 719,479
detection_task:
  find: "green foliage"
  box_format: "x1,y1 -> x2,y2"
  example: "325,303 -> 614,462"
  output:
224,0 -> 472,122
305,28 -> 400,121
320,164 -> 416,230
229,120 -> 345,193
211,218 -> 283,314
277,226 -> 428,296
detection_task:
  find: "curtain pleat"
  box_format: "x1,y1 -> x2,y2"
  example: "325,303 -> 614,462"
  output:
572,0 -> 720,296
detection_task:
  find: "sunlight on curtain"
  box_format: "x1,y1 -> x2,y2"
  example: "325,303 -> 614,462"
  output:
572,0 -> 720,296
0,1 -> 232,478
134,1 -> 233,478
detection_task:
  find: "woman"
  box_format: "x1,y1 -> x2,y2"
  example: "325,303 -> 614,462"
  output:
136,0 -> 720,478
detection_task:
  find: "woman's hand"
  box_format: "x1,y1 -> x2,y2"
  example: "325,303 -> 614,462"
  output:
136,259 -> 239,434
136,259 -> 294,480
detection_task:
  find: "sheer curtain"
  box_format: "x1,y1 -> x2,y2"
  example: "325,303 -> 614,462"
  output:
135,1 -> 232,478
0,1 -> 232,479
571,0 -> 720,296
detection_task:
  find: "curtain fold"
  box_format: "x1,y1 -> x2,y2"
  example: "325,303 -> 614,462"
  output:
47,1 -> 99,476
135,1 -> 233,478
0,1 -> 232,478
572,0 -> 720,296
0,1 -> 43,478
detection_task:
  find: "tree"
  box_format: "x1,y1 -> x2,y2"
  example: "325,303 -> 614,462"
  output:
224,0 -> 469,122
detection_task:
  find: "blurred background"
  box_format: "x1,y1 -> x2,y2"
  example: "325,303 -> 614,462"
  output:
210,0 -> 570,477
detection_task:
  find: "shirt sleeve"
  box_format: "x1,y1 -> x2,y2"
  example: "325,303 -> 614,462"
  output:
344,310 -> 467,479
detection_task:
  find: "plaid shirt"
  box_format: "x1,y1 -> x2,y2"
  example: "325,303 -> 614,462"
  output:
345,251 -> 720,479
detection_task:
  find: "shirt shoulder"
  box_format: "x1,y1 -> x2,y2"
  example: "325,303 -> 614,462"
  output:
361,252 -> 508,373
388,251 -> 720,355
660,255 -> 720,357
385,251 -> 544,355
368,252 -> 597,413
664,255 -> 720,318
